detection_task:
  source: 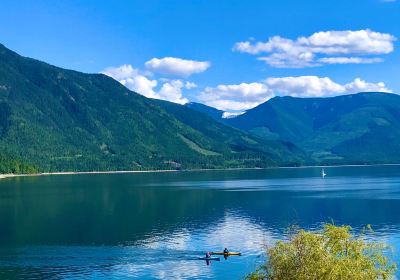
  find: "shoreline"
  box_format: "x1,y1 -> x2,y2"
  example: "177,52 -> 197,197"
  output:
1,163 -> 400,180
0,169 -> 180,180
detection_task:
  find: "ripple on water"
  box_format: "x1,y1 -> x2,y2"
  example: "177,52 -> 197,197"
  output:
2,167 -> 400,279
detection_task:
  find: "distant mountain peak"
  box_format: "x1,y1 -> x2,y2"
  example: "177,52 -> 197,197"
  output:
225,91 -> 400,164
222,111 -> 245,119
0,43 -> 304,171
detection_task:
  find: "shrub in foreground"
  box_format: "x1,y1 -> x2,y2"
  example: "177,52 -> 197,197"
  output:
246,224 -> 396,280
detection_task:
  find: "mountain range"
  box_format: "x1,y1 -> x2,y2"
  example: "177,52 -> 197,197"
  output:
0,43 -> 303,172
1,42 -> 399,173
190,93 -> 400,165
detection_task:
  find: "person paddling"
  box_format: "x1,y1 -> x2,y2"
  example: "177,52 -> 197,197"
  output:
205,251 -> 211,258
223,248 -> 229,260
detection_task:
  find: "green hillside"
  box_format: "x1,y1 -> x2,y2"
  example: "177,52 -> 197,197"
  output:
157,100 -> 305,165
0,43 -> 304,172
185,102 -> 224,121
226,93 -> 400,164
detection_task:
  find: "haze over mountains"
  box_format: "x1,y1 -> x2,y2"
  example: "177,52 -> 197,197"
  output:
0,43 -> 303,172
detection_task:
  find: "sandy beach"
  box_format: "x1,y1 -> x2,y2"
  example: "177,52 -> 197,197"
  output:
0,174 -> 22,180
0,169 -> 180,180
1,163 -> 400,181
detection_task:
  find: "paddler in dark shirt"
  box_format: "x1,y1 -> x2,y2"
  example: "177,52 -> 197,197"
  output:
223,248 -> 229,259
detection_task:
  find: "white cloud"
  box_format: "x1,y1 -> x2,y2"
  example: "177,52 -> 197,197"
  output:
198,76 -> 391,111
102,64 -> 193,104
158,80 -> 189,104
318,57 -> 383,64
145,57 -> 210,77
185,81 -> 197,89
198,82 -> 274,111
101,64 -> 137,81
304,30 -> 394,54
201,99 -> 263,112
264,76 -> 344,97
233,30 -> 396,68
344,78 -> 391,93
265,76 -> 391,97
125,75 -> 159,99
102,64 -> 159,99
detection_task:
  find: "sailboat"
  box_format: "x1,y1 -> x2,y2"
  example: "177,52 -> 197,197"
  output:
321,168 -> 327,178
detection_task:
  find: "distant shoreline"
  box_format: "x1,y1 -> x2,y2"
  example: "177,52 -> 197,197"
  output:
1,163 -> 400,180
0,169 -> 180,180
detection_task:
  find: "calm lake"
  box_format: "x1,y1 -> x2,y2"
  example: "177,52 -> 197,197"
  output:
1,166 -> 400,279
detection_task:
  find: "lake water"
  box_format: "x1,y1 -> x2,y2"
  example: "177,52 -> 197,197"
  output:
1,166 -> 400,279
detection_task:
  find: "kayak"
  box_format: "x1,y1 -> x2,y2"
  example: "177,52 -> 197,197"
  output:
211,252 -> 241,256
198,257 -> 220,261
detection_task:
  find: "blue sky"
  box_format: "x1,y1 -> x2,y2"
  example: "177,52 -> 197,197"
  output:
0,0 -> 399,112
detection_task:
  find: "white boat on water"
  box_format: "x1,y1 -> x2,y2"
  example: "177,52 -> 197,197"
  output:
321,169 -> 327,178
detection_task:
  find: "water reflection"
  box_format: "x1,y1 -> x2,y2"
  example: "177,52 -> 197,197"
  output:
0,213 -> 276,279
0,166 -> 400,279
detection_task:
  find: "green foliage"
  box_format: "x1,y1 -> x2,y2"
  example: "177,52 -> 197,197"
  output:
246,224 -> 396,280
186,102 -> 224,120
225,93 -> 400,164
0,154 -> 38,174
0,102 -> 11,137
0,43 -> 305,172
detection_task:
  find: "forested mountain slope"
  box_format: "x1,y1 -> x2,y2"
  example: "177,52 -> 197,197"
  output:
226,93 -> 400,164
0,43 -> 304,172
